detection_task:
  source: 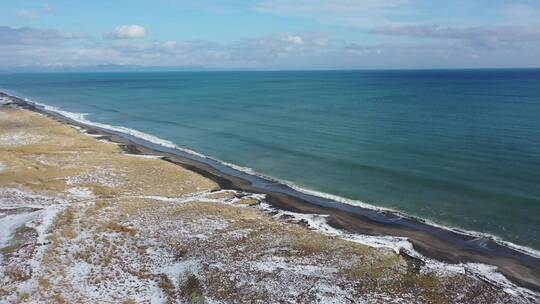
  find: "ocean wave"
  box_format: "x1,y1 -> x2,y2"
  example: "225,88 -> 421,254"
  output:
4,91 -> 540,261
24,98 -> 207,159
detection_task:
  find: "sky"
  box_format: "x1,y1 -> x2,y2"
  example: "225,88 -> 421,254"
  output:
1,0 -> 540,70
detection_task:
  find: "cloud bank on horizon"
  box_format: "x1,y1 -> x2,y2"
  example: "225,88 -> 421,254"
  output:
1,0 -> 540,70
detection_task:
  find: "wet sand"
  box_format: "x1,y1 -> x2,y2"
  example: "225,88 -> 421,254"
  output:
2,91 -> 539,293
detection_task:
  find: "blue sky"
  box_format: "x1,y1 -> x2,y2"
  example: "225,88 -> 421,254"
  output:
1,0 -> 540,69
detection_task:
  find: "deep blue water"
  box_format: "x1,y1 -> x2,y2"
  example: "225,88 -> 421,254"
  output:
1,70 -> 539,250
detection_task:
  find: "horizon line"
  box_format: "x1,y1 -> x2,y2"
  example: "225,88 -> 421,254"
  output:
2,66 -> 540,74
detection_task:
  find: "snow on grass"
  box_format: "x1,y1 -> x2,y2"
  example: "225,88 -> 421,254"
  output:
0,132 -> 43,147
31,206 -> 62,244
110,193 -> 369,302
203,252 -> 360,303
0,205 -> 63,303
0,187 -> 68,208
251,255 -> 338,276
0,211 -> 38,267
66,167 -> 126,188
36,217 -> 172,303
463,263 -> 540,302
133,189 -> 258,205
162,259 -> 200,287
65,187 -> 95,200
0,212 -> 36,247
217,195 -> 540,302
128,189 -> 538,302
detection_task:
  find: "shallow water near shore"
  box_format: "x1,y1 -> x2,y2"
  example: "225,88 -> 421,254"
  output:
1,69 -> 539,251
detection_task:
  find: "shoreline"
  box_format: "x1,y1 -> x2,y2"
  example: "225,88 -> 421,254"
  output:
1,91 -> 539,293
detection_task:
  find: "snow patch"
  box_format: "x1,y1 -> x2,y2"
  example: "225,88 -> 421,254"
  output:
0,132 -> 43,147
124,153 -> 163,160
0,211 -> 37,251
0,187 -> 68,208
0,97 -> 12,105
463,263 -> 540,301
252,255 -> 338,277
66,187 -> 95,200
163,259 -> 200,287
66,167 -> 126,188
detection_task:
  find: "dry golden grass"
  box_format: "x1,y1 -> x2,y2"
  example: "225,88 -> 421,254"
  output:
158,273 -> 177,302
38,276 -> 50,289
205,190 -> 237,200
170,201 -> 260,221
292,233 -> 334,255
0,151 -> 79,192
1,225 -> 36,257
237,197 -> 261,206
51,293 -> 67,304
0,107 -> 217,198
51,207 -> 78,239
91,184 -> 118,197
16,292 -> 30,304
4,265 -> 32,282
182,274 -> 205,304
103,221 -> 137,236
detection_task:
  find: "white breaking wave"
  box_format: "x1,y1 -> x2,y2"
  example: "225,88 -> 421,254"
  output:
5,92 -> 540,260
0,97 -> 12,105
281,180 -> 540,259
31,100 -> 207,159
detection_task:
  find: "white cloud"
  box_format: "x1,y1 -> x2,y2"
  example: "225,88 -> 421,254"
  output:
43,3 -> 54,12
502,4 -> 540,25
16,10 -> 38,19
103,25 -> 146,40
253,0 -> 411,27
314,37 -> 329,46
371,25 -> 540,50
1,25 -> 540,70
0,26 -> 82,45
283,34 -> 304,45
344,44 -> 382,56
0,29 -> 339,68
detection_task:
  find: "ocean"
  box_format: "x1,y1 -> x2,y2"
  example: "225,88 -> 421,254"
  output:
1,69 -> 539,251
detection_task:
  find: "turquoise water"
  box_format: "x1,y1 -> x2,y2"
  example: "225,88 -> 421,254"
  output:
1,70 -> 539,250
